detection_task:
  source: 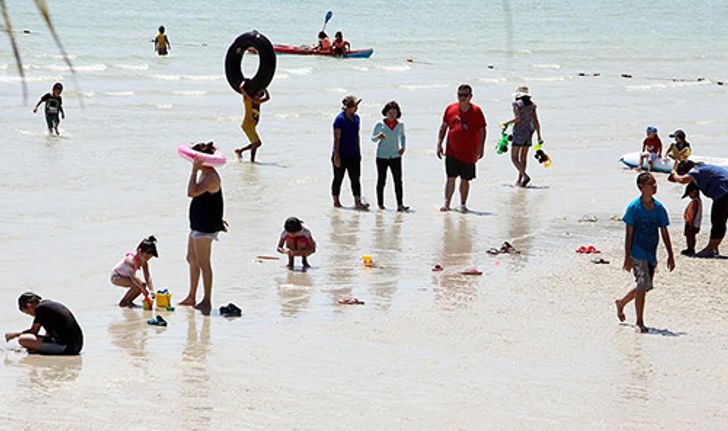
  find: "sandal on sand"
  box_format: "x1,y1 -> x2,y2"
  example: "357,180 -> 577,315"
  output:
432,264 -> 444,272
147,316 -> 168,327
591,258 -> 610,264
695,250 -> 718,258
461,268 -> 483,276
219,303 -> 243,317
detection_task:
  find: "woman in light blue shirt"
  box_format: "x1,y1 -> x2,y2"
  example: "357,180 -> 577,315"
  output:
371,101 -> 408,211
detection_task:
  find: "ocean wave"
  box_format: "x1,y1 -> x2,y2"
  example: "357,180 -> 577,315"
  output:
272,113 -> 301,119
0,64 -> 7,71
172,90 -> 207,96
519,76 -> 566,82
156,104 -> 173,110
376,64 -> 411,72
533,63 -> 561,69
625,80 -> 710,92
398,83 -> 448,90
326,87 -> 348,93
0,75 -> 62,84
103,91 -> 134,97
30,53 -> 78,60
351,66 -> 370,72
477,77 -> 507,84
113,63 -> 149,71
275,73 -> 290,80
26,63 -> 107,72
151,74 -> 223,81
280,67 -> 313,76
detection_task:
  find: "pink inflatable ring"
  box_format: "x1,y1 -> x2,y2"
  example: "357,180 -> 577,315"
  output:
177,144 -> 226,167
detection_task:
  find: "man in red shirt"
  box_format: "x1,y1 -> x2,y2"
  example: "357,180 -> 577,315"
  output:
436,84 -> 487,212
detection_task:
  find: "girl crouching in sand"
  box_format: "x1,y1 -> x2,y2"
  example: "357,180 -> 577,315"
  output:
110,236 -> 158,307
277,217 -> 316,270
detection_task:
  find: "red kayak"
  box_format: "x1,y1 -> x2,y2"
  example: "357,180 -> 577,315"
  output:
273,44 -> 374,59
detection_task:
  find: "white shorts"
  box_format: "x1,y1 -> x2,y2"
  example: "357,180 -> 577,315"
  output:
190,230 -> 219,241
642,151 -> 658,162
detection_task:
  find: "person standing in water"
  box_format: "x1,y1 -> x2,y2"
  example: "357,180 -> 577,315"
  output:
234,80 -> 270,163
332,95 -> 369,210
371,100 -> 408,211
436,84 -> 487,212
500,85 -> 542,187
33,82 -> 64,136
153,26 -> 171,56
179,142 -> 227,316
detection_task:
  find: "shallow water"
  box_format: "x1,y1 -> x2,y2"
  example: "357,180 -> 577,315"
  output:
2,0 -> 728,429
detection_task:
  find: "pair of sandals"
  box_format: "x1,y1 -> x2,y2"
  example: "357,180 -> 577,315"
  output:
219,303 -> 243,317
147,316 -> 168,327
487,241 -> 520,256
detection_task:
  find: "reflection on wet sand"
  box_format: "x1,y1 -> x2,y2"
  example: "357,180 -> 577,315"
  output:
499,188 -> 546,269
367,212 -> 404,310
276,270 -> 313,317
6,354 -> 83,389
180,309 -> 213,428
433,216 -> 479,310
326,211 -> 361,307
108,308 -> 153,359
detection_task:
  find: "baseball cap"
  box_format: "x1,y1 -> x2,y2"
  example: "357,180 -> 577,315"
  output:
645,126 -> 657,133
342,95 -> 361,109
682,181 -> 699,198
669,129 -> 686,138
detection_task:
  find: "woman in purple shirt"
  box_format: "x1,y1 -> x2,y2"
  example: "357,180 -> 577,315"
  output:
670,160 -> 728,257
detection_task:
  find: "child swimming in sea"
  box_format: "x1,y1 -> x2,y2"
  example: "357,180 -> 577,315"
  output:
32,82 -> 64,136
234,79 -> 270,163
110,236 -> 158,307
277,217 -> 316,270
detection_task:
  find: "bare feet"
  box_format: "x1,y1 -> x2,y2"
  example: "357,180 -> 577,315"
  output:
302,258 -> 311,269
636,324 -> 649,333
521,174 -> 531,188
119,301 -> 140,308
178,297 -> 196,306
378,205 -> 386,210
614,300 -> 625,322
194,301 -> 212,316
459,205 -> 469,213
440,205 -> 450,212
234,149 -> 243,161
333,197 -> 342,208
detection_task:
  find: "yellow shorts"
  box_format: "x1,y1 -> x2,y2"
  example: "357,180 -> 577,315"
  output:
241,121 -> 260,143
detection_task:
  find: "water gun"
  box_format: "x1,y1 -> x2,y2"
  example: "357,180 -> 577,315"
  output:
496,123 -> 512,154
534,139 -> 552,167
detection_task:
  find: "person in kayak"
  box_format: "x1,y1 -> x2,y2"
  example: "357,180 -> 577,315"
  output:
332,31 -> 350,56
313,31 -> 332,51
234,80 -> 270,163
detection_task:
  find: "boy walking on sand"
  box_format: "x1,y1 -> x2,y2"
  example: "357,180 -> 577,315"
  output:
615,172 -> 675,333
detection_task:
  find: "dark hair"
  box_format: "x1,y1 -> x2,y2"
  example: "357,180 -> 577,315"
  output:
519,95 -> 533,106
676,160 -> 696,176
318,31 -> 328,39
18,292 -> 41,310
636,172 -> 654,186
191,141 -> 215,154
457,84 -> 472,95
381,101 -> 402,119
53,82 -> 63,91
159,25 -> 165,33
335,31 -> 343,39
284,217 -> 303,233
137,235 -> 158,258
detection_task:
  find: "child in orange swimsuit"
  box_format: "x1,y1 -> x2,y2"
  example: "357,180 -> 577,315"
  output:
234,80 -> 270,163
277,217 -> 316,270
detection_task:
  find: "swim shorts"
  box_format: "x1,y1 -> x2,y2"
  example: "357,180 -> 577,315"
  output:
445,156 -> 475,180
632,258 -> 655,291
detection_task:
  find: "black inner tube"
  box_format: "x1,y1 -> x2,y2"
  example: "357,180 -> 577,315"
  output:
225,30 -> 276,95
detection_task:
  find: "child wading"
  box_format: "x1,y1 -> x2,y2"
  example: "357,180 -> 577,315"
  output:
615,173 -> 675,333
681,182 -> 702,256
277,217 -> 316,270
235,80 -> 270,163
153,25 -> 171,56
110,236 -> 159,307
33,82 -> 64,135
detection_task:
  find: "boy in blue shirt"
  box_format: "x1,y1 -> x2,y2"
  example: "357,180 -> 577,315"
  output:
615,172 -> 675,333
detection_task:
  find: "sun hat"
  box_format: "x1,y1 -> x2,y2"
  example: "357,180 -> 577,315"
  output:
513,85 -> 531,99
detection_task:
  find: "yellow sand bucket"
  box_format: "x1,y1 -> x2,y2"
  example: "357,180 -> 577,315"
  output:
361,255 -> 374,267
156,293 -> 172,308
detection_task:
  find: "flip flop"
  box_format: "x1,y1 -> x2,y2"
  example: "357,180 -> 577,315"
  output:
219,303 -> 243,317
338,297 -> 365,305
147,316 -> 167,327
695,250 -> 719,258
432,264 -> 444,272
591,258 -> 610,264
461,268 -> 483,276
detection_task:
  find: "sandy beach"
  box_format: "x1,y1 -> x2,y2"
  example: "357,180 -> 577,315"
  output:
3,0 -> 728,429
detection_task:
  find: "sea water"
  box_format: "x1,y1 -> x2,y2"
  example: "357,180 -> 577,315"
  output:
1,0 -> 728,429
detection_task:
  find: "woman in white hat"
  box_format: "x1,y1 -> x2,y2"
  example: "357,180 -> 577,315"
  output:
501,85 -> 542,187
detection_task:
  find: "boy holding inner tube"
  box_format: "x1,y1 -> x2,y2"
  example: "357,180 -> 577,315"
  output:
234,80 -> 270,163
